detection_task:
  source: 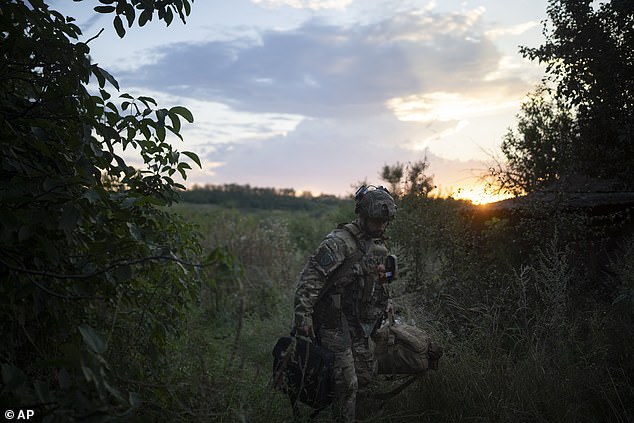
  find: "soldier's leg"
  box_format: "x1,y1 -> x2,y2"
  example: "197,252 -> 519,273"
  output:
351,330 -> 377,391
351,329 -> 379,419
319,327 -> 358,423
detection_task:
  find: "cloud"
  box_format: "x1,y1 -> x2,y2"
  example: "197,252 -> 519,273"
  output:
120,7 -> 528,120
363,6 -> 486,44
251,0 -> 354,10
188,111 -> 412,189
386,90 -> 520,123
112,5 -> 541,195
485,21 -> 540,39
180,108 -> 495,196
184,121 -> 495,198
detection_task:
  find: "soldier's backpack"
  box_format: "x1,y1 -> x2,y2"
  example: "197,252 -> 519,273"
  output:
272,335 -> 335,413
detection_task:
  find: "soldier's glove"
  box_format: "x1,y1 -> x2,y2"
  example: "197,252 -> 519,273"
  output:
297,324 -> 315,340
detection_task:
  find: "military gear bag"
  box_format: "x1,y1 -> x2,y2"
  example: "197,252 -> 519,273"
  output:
272,335 -> 335,410
373,314 -> 443,374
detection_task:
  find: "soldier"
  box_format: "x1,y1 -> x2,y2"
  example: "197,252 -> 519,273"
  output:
294,185 -> 397,422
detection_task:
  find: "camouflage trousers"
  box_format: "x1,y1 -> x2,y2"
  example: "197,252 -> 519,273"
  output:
319,325 -> 378,422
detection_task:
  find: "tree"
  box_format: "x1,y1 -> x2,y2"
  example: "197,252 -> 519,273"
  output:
0,0 -> 207,420
493,84 -> 578,195
381,159 -> 435,198
495,0 -> 634,193
381,162 -> 404,195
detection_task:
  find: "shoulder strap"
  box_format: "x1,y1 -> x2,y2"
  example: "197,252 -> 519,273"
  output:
316,250 -> 363,304
315,226 -> 364,304
340,223 -> 366,253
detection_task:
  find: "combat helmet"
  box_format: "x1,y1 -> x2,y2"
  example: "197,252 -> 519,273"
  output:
354,185 -> 396,220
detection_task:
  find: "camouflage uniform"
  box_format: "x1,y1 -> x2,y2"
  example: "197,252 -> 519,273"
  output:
294,186 -> 396,422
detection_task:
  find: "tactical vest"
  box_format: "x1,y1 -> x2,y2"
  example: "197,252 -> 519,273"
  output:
314,223 -> 390,338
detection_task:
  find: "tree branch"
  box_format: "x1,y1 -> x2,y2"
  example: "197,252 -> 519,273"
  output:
85,28 -> 105,44
0,254 -> 204,280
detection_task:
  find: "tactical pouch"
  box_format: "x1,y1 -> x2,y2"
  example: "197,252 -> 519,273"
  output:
272,335 -> 335,410
385,254 -> 397,282
373,313 -> 442,374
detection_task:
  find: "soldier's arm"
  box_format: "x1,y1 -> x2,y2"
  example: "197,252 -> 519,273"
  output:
294,236 -> 347,335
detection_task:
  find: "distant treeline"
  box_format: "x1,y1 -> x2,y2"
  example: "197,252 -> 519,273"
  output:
179,183 -> 347,211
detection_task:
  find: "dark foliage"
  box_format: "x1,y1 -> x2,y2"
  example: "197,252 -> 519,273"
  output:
180,183 -> 346,212
0,1 -> 213,421
494,0 -> 634,194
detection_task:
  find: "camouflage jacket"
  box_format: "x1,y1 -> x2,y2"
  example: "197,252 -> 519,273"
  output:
294,220 -> 392,338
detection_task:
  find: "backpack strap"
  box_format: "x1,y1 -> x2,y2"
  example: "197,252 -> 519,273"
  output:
340,222 -> 366,253
316,249 -> 362,304
315,223 -> 365,304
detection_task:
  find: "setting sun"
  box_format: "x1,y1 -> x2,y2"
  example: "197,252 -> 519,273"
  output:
451,186 -> 513,205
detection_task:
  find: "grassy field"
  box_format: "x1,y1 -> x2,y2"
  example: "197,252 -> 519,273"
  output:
157,198 -> 634,422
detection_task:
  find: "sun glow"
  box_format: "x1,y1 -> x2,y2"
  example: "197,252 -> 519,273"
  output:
386,91 -> 519,123
451,186 -> 513,205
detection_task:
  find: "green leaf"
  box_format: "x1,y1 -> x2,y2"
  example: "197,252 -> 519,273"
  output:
79,324 -> 107,354
140,123 -> 151,140
92,66 -> 105,88
126,126 -> 135,141
177,162 -> 191,179
164,7 -> 174,26
172,163 -> 187,179
169,106 -> 194,123
99,88 -> 111,101
167,112 -> 181,133
182,151 -> 202,168
138,96 -> 157,107
93,66 -> 120,90
113,15 -> 125,38
124,3 -> 135,27
80,363 -> 94,382
139,9 -> 152,27
106,101 -> 118,113
176,6 -> 186,23
156,125 -> 166,142
94,5 -> 115,13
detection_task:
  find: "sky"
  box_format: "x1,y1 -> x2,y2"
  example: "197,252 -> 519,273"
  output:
52,0 -> 549,202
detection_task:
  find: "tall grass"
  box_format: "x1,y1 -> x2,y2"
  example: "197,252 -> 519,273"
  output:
378,198 -> 634,423
152,200 -> 633,422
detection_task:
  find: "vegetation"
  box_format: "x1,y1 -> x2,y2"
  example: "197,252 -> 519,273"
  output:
154,170 -> 634,422
180,183 -> 345,212
149,159 -> 632,422
493,84 -> 578,195
2,0 -> 633,422
0,1 -> 209,420
492,0 -> 634,194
